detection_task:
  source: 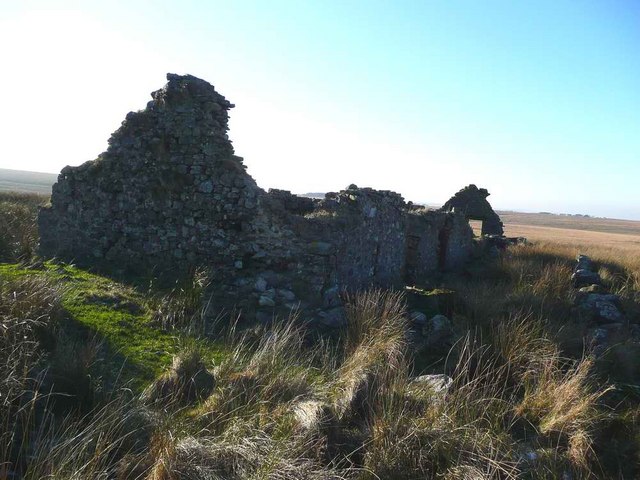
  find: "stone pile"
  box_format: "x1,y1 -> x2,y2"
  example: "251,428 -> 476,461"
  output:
572,255 -> 602,288
571,254 -> 630,354
408,311 -> 454,348
572,255 -> 625,326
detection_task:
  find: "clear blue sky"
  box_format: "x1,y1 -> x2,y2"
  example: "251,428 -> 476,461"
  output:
1,1 -> 639,219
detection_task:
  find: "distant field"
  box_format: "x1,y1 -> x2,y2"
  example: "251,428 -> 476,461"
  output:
499,211 -> 640,236
502,211 -> 640,253
0,167 -> 57,194
504,223 -> 640,252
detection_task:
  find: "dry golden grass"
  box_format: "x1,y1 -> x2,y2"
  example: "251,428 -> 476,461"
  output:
505,223 -> 640,255
503,216 -> 640,299
500,211 -> 640,272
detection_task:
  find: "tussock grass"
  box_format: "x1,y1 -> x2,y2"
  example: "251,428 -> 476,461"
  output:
515,354 -> 608,470
0,274 -> 60,475
196,316 -> 327,434
333,290 -> 407,423
22,396 -> 155,479
517,356 -> 603,434
149,267 -> 211,334
145,427 -> 339,480
0,284 -> 626,478
142,346 -> 215,408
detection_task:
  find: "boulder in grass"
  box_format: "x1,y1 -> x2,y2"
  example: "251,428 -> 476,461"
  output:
410,373 -> 453,401
411,373 -> 453,392
409,311 -> 427,326
572,269 -> 601,288
293,400 -> 337,434
579,284 -> 607,294
422,314 -> 454,346
588,323 -> 626,357
575,254 -> 593,273
575,293 -> 625,325
318,307 -> 347,328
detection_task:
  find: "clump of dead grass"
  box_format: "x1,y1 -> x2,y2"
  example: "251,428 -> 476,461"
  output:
142,346 -> 216,408
332,290 -> 408,422
196,316 -> 327,434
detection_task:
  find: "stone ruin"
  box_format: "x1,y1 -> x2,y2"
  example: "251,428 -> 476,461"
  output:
38,73 -> 502,326
441,184 -> 504,236
570,254 -> 640,356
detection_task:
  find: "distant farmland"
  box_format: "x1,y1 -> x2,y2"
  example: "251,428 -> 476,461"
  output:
0,168 -> 57,194
499,210 -> 640,236
501,211 -> 640,253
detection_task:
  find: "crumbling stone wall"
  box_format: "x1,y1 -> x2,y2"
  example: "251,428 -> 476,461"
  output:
39,73 -> 477,324
441,184 -> 504,236
266,189 -> 315,215
231,186 -> 473,326
314,187 -> 407,289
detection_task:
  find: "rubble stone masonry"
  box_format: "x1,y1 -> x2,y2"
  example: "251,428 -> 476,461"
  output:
39,74 -> 490,324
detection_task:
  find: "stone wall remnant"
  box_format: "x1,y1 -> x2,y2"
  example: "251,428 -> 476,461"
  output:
570,254 -> 631,356
38,73 -> 479,323
441,184 -> 504,236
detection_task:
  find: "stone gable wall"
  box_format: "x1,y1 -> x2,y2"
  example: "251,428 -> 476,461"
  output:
39,74 -> 262,274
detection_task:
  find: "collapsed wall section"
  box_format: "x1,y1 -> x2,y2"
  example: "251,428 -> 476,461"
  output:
228,186 -> 474,325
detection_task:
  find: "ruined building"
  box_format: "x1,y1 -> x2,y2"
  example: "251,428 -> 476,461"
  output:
39,74 -> 500,324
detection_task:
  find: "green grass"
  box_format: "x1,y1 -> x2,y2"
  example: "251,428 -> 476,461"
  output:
0,261 -> 225,390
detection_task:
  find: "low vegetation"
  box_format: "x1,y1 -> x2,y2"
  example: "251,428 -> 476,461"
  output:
1,193 -> 640,478
0,192 -> 47,262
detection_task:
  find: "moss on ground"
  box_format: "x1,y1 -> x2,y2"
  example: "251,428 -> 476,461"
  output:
0,261 -> 225,391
